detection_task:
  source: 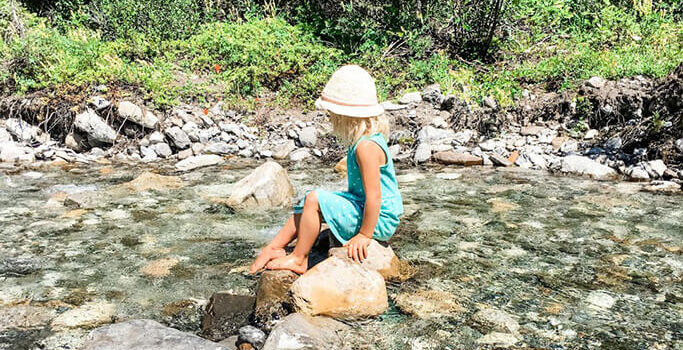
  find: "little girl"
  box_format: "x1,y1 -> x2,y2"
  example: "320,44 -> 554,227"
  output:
250,65 -> 403,274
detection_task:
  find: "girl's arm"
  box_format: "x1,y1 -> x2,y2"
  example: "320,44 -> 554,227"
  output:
344,140 -> 385,261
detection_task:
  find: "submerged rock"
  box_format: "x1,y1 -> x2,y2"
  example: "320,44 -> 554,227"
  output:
476,332 -> 519,348
74,109 -> 117,144
201,292 -> 256,341
81,319 -> 229,350
140,257 -> 180,277
471,307 -> 520,334
52,302 -> 116,329
261,313 -> 348,350
290,254 -> 388,320
123,172 -> 185,192
254,270 -> 298,331
175,155 -> 225,172
0,305 -> 56,331
224,161 -> 294,211
394,289 -> 464,319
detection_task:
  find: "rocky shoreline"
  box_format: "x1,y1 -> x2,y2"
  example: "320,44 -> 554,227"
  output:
1,66 -> 681,192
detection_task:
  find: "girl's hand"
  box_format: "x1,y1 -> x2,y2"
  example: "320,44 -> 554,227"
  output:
344,234 -> 373,262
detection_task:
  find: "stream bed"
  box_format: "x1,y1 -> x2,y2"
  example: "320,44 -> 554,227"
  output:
0,160 -> 681,349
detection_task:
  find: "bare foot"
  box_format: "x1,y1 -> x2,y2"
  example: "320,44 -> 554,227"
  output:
250,246 -> 286,274
265,254 -> 308,274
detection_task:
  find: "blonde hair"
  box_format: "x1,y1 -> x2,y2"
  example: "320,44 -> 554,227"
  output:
329,112 -> 390,145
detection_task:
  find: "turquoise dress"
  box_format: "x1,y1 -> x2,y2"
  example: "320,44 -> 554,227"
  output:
294,133 -> 403,244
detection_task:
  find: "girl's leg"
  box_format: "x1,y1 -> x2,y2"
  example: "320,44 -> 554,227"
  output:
250,214 -> 301,274
266,191 -> 322,274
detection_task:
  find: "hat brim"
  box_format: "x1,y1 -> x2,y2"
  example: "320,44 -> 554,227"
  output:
315,98 -> 384,118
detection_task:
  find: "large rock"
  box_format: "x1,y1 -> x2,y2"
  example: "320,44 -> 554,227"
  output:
175,155 -> 225,172
74,109 -> 117,144
52,302 -> 116,329
559,155 -> 617,180
225,161 -> 294,211
0,141 -> 35,163
5,118 -> 41,142
262,313 -> 348,350
81,319 -> 229,350
165,126 -> 192,149
328,240 -> 406,281
254,270 -> 298,331
290,255 -> 388,320
433,151 -> 483,166
118,101 -> 158,129
201,292 -> 256,341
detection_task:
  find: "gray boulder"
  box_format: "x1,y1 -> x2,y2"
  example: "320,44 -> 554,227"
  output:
559,155 -> 617,180
0,127 -> 11,142
399,91 -> 422,104
0,142 -> 35,163
74,109 -> 117,144
5,118 -> 41,142
154,143 -> 173,158
298,126 -> 318,148
81,319 -> 229,350
262,313 -> 349,350
165,127 -> 191,149
417,126 -> 455,144
224,161 -> 294,211
204,142 -> 238,155
238,326 -> 266,350
413,143 -> 431,163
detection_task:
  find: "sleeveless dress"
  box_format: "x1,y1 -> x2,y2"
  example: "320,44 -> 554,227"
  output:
293,133 -> 404,244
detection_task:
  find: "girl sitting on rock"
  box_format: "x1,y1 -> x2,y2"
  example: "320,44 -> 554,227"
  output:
250,65 -> 404,274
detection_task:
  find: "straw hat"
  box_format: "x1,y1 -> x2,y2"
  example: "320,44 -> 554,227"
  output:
315,65 -> 384,118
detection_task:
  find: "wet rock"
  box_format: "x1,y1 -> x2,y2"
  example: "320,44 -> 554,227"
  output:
0,305 -> 56,331
154,142 -> 173,158
433,151 -> 483,166
559,155 -> 617,180
586,76 -> 607,88
399,91 -> 422,104
162,299 -> 206,332
81,319 -> 229,350
238,326 -> 266,350
643,180 -> 681,193
140,257 -> 180,277
175,155 -> 225,172
471,307 -> 520,334
334,156 -> 347,177
397,173 -> 426,183
394,290 -> 464,319
262,313 -> 348,350
5,118 -> 41,142
585,291 -> 615,310
52,302 -> 116,329
89,96 -> 111,111
289,148 -> 311,162
74,109 -> 117,144
413,143 -> 431,163
298,127 -> 318,148
329,240 -> 406,281
201,292 -> 256,341
0,142 -> 35,163
436,172 -> 462,180
488,153 -> 512,167
165,127 -> 191,149
0,258 -> 41,277
476,332 -> 519,348
487,198 -> 520,213
225,161 -> 294,211
290,254 -> 388,319
254,270 -> 298,331
118,101 -> 158,129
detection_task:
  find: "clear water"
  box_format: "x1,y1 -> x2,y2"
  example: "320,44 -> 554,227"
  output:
0,161 -> 681,349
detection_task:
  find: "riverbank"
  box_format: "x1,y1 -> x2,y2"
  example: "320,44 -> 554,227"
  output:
0,65 -> 681,191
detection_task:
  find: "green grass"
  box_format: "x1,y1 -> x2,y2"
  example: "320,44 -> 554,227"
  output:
1,0 -> 681,110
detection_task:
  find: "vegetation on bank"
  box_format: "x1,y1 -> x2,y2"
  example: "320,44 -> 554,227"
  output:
1,0 -> 681,110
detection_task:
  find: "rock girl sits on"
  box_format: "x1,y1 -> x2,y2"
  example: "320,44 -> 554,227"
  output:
250,65 -> 404,274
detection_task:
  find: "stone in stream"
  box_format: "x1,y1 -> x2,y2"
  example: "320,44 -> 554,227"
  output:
643,180 -> 681,193
471,307 -> 520,334
0,258 -> 42,277
254,270 -> 298,331
393,289 -> 464,319
559,155 -> 617,180
290,254 -> 388,320
201,292 -> 256,341
328,240 -> 408,281
224,161 -> 294,211
81,319 -> 229,350
0,305 -> 56,331
585,291 -> 615,310
476,332 -> 519,348
139,257 -> 180,277
118,101 -> 158,129
52,302 -> 116,329
161,299 -> 207,332
74,109 -> 117,144
122,172 -> 185,193
165,126 -> 191,149
237,325 -> 266,350
261,313 -> 349,350
433,151 -> 483,166
175,154 -> 225,172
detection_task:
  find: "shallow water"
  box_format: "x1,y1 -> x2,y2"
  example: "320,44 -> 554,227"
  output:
0,161 -> 681,349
